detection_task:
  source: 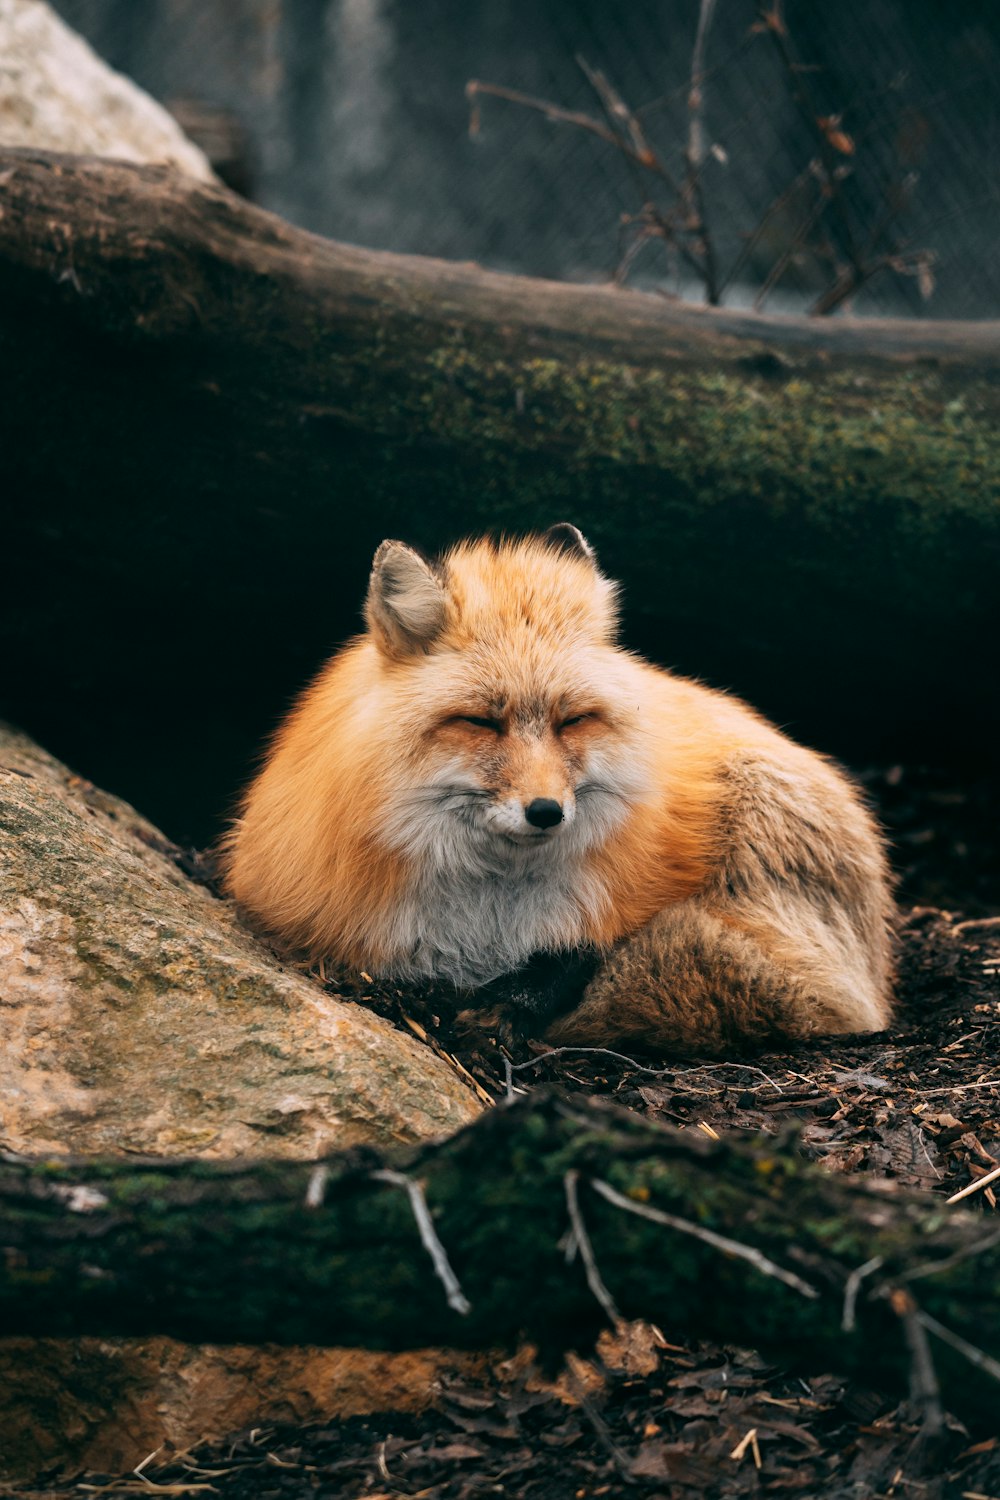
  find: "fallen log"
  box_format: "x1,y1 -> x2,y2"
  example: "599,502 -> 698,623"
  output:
0,151 -> 998,842
3,1090 -> 998,1425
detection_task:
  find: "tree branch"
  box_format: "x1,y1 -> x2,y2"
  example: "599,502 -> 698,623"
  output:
2,1090 -> 999,1425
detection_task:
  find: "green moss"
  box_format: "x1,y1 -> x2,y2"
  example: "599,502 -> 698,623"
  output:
314,323 -> 1000,555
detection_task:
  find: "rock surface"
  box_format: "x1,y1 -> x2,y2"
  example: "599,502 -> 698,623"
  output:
0,722 -> 478,1156
0,1337 -> 486,1477
0,723 -> 480,1477
0,0 -> 213,178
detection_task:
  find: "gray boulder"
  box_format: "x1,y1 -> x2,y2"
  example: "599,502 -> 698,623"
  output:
0,0 -> 213,177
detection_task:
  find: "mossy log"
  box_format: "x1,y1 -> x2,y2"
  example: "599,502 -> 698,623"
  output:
3,1091 -> 998,1425
1,150 -> 999,843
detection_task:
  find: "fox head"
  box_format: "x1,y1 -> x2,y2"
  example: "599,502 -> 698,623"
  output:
224,523 -> 712,978
361,524 -> 653,869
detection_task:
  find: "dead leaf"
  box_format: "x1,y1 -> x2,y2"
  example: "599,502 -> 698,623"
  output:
418,1443 -> 484,1461
818,115 -> 855,154
598,1319 -> 663,1377
630,1439 -> 718,1485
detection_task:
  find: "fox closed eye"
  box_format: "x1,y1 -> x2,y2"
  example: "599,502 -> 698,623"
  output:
457,715 -> 504,732
557,713 -> 597,732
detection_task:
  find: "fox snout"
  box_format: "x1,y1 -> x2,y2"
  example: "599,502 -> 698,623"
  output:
485,787 -> 575,841
525,797 -> 564,829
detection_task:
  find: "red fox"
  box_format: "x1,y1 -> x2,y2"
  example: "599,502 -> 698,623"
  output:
222,525 -> 893,1051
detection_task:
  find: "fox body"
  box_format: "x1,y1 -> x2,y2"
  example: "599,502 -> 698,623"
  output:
223,526 -> 893,1051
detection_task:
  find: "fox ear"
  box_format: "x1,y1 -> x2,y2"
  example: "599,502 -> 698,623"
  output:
366,540 -> 448,654
542,523 -> 597,564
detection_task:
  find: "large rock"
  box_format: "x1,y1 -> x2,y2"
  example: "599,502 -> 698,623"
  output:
0,0 -> 213,178
0,722 -> 478,1155
1,1338 -> 488,1478
0,723 -> 481,1477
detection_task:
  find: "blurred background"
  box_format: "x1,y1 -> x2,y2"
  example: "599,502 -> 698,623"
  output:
52,0 -> 1000,319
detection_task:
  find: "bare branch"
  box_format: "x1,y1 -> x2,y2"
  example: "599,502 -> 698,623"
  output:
466,80 -> 640,162
952,915 -> 1000,934
683,0 -> 720,303
573,54 -> 712,295
573,56 -> 681,194
754,2 -> 867,284
467,66 -> 710,295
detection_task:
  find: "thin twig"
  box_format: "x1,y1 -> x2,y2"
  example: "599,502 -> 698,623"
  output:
754,184 -> 828,310
574,54 -> 711,293
916,1128 -> 943,1182
917,1079 -> 1000,1097
716,159 -> 816,299
683,0 -> 720,303
574,56 -> 682,196
841,1255 -> 884,1333
510,1047 -> 780,1085
952,915 -> 1000,934
899,1227 -> 1000,1286
808,254 -> 894,316
918,1310 -> 1000,1384
509,1046 -> 672,1078
371,1169 -> 471,1316
946,1161 -> 1000,1205
690,0 -> 718,114
613,211 -> 661,286
467,80 -> 644,163
468,74 -> 682,203
564,1169 -> 622,1325
890,1288 -> 944,1440
755,3 -> 867,289
591,1176 -> 819,1299
636,28 -> 758,122
504,1047 -> 780,1100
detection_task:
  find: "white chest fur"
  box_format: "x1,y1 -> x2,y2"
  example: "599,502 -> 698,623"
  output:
375,843 -> 605,988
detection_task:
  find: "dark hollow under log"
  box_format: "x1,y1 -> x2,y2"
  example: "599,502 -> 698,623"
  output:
2,1091 -> 998,1426
0,150 -> 999,843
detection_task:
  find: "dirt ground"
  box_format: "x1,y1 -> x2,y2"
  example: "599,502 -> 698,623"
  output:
29,765 -> 1000,1499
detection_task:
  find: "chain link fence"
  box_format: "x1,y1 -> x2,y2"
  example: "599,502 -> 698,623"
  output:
54,0 -> 1000,318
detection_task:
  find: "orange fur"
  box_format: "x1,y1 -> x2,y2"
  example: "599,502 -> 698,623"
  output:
222,527 -> 894,1051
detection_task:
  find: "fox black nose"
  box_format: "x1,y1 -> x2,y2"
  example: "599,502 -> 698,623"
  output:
525,797 -> 564,829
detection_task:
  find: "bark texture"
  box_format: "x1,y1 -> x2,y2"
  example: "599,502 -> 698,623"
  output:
2,1090 -> 997,1427
1,151 -> 998,845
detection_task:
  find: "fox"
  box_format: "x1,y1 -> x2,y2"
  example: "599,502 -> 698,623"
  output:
221,524 -> 894,1053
